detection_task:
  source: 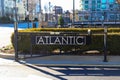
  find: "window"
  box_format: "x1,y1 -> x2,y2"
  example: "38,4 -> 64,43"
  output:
109,0 -> 114,3
119,15 -> 120,20
92,0 -> 96,4
109,4 -> 113,10
101,4 -> 106,10
97,4 -> 101,9
110,14 -> 115,20
97,0 -> 101,3
96,9 -> 100,11
102,0 -> 107,3
85,0 -> 89,4
92,5 -> 96,11
84,5 -> 89,10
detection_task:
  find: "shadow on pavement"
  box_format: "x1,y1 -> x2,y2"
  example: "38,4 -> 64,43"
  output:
25,64 -> 120,80
47,66 -> 120,76
26,64 -> 67,80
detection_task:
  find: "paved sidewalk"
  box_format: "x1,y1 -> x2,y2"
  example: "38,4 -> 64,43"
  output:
1,52 -> 120,80
1,52 -> 120,66
0,53 -> 53,80
24,55 -> 120,67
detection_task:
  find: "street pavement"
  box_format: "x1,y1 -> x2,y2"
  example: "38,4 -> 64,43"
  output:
24,55 -> 120,67
1,53 -> 120,80
0,53 -> 53,80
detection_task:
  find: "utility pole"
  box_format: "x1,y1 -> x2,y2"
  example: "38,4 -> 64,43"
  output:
39,0 -> 41,13
39,0 -> 42,27
73,0 -> 75,26
27,0 -> 29,28
49,2 -> 51,22
27,0 -> 28,11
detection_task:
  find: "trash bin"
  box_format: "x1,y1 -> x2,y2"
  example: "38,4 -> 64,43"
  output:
32,23 -> 36,28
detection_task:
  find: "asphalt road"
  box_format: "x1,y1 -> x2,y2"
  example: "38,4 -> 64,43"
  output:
29,65 -> 120,80
1,53 -> 120,80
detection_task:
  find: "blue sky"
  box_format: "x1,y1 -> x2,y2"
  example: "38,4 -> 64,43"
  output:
41,0 -> 79,11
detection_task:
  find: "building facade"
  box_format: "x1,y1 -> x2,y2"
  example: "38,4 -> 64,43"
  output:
0,0 -> 26,20
17,0 -> 26,20
79,0 -> 120,22
52,6 -> 63,22
52,6 -> 63,14
0,0 -> 40,21
4,0 -> 14,17
0,0 -> 4,17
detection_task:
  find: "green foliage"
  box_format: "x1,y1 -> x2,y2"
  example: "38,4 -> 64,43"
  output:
19,28 -> 103,33
58,16 -> 64,26
107,34 -> 120,55
11,28 -> 120,55
19,28 -> 120,34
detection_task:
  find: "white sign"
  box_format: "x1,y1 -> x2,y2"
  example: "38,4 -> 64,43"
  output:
34,36 -> 86,45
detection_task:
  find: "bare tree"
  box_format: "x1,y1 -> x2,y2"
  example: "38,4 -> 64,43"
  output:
44,5 -> 49,13
22,0 -> 37,19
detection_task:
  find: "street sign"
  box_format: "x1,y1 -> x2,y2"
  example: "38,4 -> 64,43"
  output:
32,35 -> 87,45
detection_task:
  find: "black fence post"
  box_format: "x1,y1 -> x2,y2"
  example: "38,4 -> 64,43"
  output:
86,29 -> 92,45
103,26 -> 108,62
14,0 -> 18,61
